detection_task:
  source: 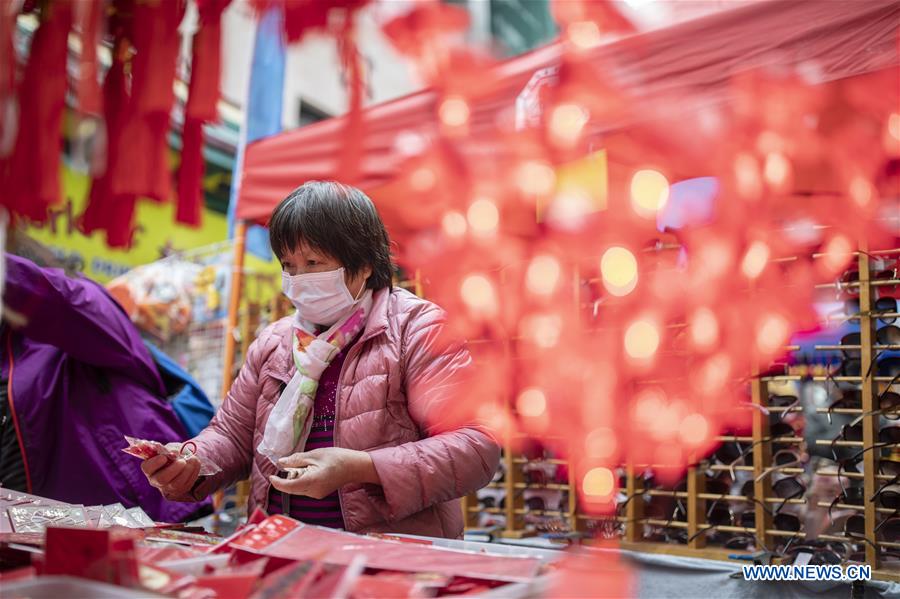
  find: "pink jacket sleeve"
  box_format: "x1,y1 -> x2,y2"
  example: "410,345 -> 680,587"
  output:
167,328 -> 274,502
367,305 -> 501,522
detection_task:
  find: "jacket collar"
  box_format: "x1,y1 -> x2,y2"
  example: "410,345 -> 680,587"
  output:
360,286 -> 390,343
268,287 -> 391,384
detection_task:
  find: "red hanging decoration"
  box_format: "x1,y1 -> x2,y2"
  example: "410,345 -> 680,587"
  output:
250,0 -> 369,43
337,21 -> 363,184
0,1 -> 16,109
176,118 -> 205,226
111,0 -> 184,202
80,40 -> 139,248
74,0 -> 104,116
177,0 -> 232,227
1,0 -> 73,223
0,1 -> 18,159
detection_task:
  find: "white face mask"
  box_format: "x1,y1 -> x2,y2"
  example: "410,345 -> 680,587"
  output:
281,267 -> 365,326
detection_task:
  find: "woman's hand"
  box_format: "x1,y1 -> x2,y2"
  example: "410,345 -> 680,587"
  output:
269,448 -> 380,499
141,455 -> 201,499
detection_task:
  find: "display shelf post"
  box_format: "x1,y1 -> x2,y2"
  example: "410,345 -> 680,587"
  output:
687,466 -> 706,549
751,378 -> 774,551
568,456 -> 580,534
857,249 -> 880,570
221,221 -> 247,400
501,438 -> 529,538
624,464 -> 644,543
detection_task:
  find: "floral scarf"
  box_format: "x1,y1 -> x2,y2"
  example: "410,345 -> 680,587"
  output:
257,290 -> 372,464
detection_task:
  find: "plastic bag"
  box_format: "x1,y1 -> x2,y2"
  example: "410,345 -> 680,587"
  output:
106,261 -> 199,342
8,505 -> 87,533
122,436 -> 221,477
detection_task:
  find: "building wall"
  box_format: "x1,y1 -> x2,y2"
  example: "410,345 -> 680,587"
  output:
220,0 -> 421,127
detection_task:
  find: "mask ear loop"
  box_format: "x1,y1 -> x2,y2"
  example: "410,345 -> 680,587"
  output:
352,277 -> 367,301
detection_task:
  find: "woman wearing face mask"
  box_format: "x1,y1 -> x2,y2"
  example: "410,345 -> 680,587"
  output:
141,181 -> 500,537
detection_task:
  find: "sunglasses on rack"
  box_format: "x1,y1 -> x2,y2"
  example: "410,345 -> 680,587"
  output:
686,504 -> 802,545
832,356 -> 900,380
838,268 -> 899,298
828,484 -> 866,526
701,478 -> 803,534
728,422 -> 798,475
848,378 -> 900,428
714,440 -> 754,466
843,297 -> 900,326
871,458 -> 900,511
874,297 -> 899,325
826,388 -> 862,425
755,449 -> 805,483
838,325 -> 900,356
877,324 -> 900,346
613,491 -> 688,544
771,476 -> 806,514
768,394 -> 801,420
845,514 -> 900,544
831,422 -> 900,462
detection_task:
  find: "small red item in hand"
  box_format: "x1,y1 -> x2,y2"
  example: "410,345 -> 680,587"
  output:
122,436 -> 221,476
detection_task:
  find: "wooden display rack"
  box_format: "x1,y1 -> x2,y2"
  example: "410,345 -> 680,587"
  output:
218,251 -> 898,582
458,247 -> 900,584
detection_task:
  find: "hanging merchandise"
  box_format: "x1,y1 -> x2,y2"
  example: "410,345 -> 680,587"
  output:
0,2 -> 19,156
1,0 -> 72,223
110,0 -> 184,204
73,0 -> 103,116
177,0 -> 232,227
80,35 -> 138,248
105,259 -> 199,342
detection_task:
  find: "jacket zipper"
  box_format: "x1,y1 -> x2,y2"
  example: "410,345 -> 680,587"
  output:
333,339 -> 363,527
6,335 -> 32,493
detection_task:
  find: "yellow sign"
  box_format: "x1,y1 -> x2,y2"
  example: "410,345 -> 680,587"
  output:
539,149 -> 609,222
24,162 -> 278,284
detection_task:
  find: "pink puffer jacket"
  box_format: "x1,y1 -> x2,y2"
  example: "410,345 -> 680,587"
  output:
181,287 -> 500,538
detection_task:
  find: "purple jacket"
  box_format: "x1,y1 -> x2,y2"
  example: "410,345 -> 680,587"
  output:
1,254 -> 208,522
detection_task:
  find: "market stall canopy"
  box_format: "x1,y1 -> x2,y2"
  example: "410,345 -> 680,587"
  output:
236,0 -> 899,233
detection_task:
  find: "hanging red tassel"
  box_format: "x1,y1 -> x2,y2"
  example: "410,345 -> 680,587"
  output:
74,0 -> 104,116
0,1 -> 19,159
176,0 -> 231,227
81,40 -> 139,248
176,118 -> 204,226
250,0 -> 369,42
188,0 -> 229,121
338,22 -> 363,184
0,2 -> 16,106
130,0 -> 183,116
1,0 -> 73,223
111,0 -> 183,201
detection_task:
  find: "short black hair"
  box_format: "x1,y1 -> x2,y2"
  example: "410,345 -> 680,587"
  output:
268,181 -> 393,290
